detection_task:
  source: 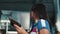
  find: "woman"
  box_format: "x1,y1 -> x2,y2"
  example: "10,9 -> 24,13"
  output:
13,4 -> 51,34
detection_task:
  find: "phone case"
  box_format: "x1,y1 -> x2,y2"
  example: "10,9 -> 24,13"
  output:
9,18 -> 21,27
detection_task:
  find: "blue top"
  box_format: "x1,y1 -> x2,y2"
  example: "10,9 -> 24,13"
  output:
32,19 -> 50,32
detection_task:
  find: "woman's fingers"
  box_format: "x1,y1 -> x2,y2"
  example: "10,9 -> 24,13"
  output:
14,24 -> 20,29
14,24 -> 21,32
13,24 -> 28,34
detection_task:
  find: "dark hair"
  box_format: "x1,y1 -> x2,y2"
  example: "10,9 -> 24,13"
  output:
30,4 -> 52,32
31,4 -> 48,19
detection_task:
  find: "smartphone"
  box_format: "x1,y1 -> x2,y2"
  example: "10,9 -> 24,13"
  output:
9,17 -> 21,27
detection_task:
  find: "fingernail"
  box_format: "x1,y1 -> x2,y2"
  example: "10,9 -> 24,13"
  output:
14,24 -> 16,27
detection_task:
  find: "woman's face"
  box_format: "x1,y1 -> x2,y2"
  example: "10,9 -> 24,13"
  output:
30,11 -> 35,19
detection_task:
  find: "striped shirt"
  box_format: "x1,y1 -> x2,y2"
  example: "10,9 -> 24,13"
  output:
30,19 -> 50,34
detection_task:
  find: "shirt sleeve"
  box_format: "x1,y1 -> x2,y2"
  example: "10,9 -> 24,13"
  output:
37,19 -> 50,32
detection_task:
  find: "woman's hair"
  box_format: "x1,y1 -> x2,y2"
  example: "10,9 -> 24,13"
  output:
30,4 -> 52,32
31,4 -> 48,19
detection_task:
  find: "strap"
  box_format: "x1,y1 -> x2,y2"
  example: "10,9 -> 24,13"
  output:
36,26 -> 38,34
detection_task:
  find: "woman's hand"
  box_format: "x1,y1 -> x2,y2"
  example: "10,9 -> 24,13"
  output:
14,24 -> 28,34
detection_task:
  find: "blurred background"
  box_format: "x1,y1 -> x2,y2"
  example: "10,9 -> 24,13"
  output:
0,0 -> 60,34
